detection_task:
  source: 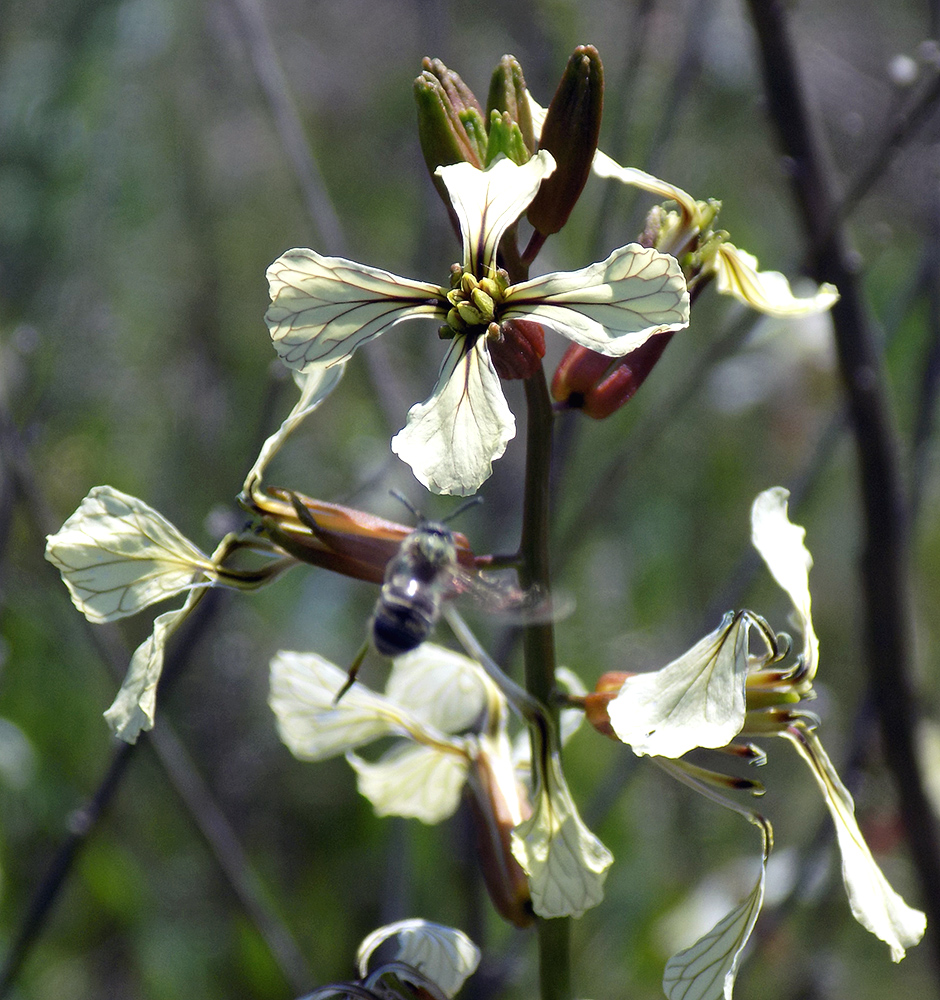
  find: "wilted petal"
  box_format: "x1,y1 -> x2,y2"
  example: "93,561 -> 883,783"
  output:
45,486 -> 214,624
787,728 -> 926,961
391,336 -> 515,496
504,244 -> 689,356
357,919 -> 480,999
104,589 -> 206,742
385,644 -> 490,735
608,611 -> 751,759
750,487 -> 819,678
268,651 -> 404,760
347,742 -> 470,824
663,831 -> 769,1000
510,747 -> 613,918
436,153 -> 555,275
244,363 -> 347,488
715,244 -> 839,318
266,249 -> 445,372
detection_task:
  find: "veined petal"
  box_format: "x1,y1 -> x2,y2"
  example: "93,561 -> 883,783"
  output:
503,243 -> 689,356
592,152 -> 700,230
266,249 -> 445,372
510,746 -> 613,918
45,486 -> 215,624
391,336 -> 515,496
608,611 -> 751,759
357,920 -> 480,999
663,826 -> 769,1000
715,244 -> 839,318
268,651 -> 406,760
244,362 -> 347,489
104,589 -> 206,742
786,728 -> 926,961
385,644 -> 491,735
435,152 -> 555,275
750,488 -> 819,679
347,742 -> 470,824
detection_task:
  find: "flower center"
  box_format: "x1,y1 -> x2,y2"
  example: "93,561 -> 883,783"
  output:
439,265 -> 510,340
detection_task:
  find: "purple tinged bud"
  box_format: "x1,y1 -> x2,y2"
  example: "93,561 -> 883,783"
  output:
486,55 -> 536,155
527,45 -> 604,237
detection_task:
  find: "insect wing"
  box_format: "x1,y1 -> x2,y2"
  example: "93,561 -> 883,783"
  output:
445,567 -> 572,624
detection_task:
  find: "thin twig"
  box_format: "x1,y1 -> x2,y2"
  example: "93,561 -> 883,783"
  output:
747,0 -> 940,978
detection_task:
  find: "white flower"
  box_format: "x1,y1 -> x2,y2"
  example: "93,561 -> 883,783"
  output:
266,152 -> 689,495
604,486 -> 925,982
356,919 -> 480,999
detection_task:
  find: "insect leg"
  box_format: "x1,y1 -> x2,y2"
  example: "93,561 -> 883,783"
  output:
333,639 -> 370,704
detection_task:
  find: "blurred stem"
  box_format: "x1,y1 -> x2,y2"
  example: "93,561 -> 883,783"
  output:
747,0 -> 940,978
520,369 -> 571,1000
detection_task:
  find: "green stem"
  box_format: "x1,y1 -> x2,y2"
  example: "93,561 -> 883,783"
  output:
520,368 -> 571,1000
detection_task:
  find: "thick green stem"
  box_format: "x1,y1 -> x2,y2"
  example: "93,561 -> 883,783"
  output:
519,368 -> 571,1000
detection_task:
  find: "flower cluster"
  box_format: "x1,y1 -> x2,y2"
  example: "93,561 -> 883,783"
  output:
585,488 -> 926,998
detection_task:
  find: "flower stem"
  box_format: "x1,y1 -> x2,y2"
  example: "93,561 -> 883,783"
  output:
520,368 -> 571,1000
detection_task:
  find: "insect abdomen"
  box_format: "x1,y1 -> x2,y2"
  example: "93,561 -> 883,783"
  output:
371,592 -> 437,656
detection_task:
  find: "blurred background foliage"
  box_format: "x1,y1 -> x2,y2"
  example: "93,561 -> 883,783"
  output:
2,0 -> 939,997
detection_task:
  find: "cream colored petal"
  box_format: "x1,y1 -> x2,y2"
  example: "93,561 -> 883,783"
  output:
436,153 -> 555,275
504,243 -> 689,356
265,249 -> 445,372
268,651 -> 405,760
104,588 -> 207,742
385,645 -> 490,735
510,747 -> 613,918
592,152 -> 700,225
715,245 -> 839,317
663,834 -> 768,1000
347,742 -> 469,824
243,363 -> 347,489
608,611 -> 751,759
391,337 -> 515,496
357,920 -> 480,999
45,486 -> 214,623
787,728 -> 926,962
750,487 -> 818,679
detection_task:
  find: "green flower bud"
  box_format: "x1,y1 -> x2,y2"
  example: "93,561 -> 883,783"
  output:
486,55 -> 535,155
527,45 -> 604,236
485,110 -> 531,167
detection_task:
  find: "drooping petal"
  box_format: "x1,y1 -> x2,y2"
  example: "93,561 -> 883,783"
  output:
268,651 -> 405,760
510,745 -> 613,918
391,336 -> 515,496
503,243 -> 689,357
347,742 -> 470,824
266,249 -> 445,372
243,362 -> 347,489
663,827 -> 769,1000
607,611 -> 751,759
356,919 -> 480,999
435,152 -> 555,275
786,727 -> 926,962
592,152 -> 700,231
715,244 -> 839,318
750,487 -> 819,679
45,486 -> 215,624
385,644 -> 490,735
104,588 -> 207,742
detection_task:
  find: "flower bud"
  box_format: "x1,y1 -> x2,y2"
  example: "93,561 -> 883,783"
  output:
486,55 -> 536,156
527,46 -> 604,236
487,319 -> 546,380
583,672 -> 631,740
466,749 -> 535,928
551,333 -> 674,418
